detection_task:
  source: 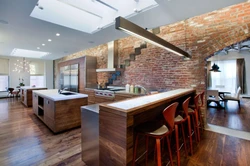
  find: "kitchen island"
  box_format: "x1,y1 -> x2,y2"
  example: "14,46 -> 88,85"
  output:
98,88 -> 195,165
33,89 -> 88,133
20,86 -> 47,107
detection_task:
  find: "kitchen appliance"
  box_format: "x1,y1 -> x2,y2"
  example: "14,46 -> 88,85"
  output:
59,63 -> 78,92
59,56 -> 97,91
96,41 -> 118,72
94,86 -> 125,98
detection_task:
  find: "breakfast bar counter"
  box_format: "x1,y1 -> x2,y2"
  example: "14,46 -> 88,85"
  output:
98,88 -> 195,165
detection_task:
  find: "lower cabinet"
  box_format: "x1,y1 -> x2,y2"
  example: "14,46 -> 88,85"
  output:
33,93 -> 38,115
80,89 -> 95,104
33,93 -> 88,133
21,88 -> 47,107
95,96 -> 114,103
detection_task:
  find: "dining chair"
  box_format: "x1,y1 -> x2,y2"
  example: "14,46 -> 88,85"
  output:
223,86 -> 241,108
207,90 -> 221,107
7,88 -> 19,97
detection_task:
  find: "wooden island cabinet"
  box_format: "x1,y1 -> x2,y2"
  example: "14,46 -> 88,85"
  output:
98,89 -> 195,165
20,86 -> 47,107
33,89 -> 88,133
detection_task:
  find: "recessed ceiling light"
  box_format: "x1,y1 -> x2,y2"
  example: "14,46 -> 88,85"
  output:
10,48 -> 50,58
37,47 -> 40,49
56,33 -> 60,36
42,43 -> 45,46
48,39 -> 52,42
88,41 -> 94,43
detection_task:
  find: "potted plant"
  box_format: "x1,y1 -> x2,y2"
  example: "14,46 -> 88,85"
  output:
19,78 -> 25,86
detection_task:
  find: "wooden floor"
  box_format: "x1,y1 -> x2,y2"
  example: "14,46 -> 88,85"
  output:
1,98 -> 250,166
0,98 -> 85,166
207,98 -> 250,132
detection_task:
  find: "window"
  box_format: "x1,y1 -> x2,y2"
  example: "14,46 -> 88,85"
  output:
0,75 -> 8,91
30,76 -> 44,87
211,60 -> 236,93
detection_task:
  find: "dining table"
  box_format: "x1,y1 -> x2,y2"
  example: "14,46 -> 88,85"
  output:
207,87 -> 231,100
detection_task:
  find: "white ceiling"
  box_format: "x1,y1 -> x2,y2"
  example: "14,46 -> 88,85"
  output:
0,0 -> 245,60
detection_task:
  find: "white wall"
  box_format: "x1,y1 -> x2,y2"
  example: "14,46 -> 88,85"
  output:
44,60 -> 53,89
208,50 -> 250,95
0,56 -> 53,89
9,58 -> 30,87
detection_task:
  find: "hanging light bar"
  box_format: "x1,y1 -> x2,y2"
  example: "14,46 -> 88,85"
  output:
115,16 -> 191,58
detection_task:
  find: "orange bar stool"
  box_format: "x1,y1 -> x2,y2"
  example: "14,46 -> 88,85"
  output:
133,102 -> 179,166
199,91 -> 205,132
174,97 -> 193,162
188,94 -> 200,142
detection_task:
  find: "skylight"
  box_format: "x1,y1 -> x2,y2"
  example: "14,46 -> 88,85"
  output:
10,48 -> 51,58
30,0 -> 158,34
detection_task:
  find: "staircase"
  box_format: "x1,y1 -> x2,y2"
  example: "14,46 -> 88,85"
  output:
110,42 -> 147,85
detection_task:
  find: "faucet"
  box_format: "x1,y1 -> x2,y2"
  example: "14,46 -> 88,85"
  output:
137,85 -> 150,95
58,87 -> 68,94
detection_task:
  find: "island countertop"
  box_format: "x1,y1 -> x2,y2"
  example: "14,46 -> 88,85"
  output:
100,88 -> 195,115
20,86 -> 47,90
33,89 -> 88,101
99,88 -> 196,165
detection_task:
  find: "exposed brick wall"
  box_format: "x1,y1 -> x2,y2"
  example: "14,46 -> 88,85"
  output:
54,2 -> 250,94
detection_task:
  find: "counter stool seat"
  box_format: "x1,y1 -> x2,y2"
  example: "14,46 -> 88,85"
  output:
174,115 -> 184,122
147,125 -> 169,135
188,108 -> 195,113
133,102 -> 179,166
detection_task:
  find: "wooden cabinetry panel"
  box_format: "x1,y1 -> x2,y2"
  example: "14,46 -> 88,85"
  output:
33,93 -> 88,133
44,98 -> 54,119
32,93 -> 38,115
95,96 -> 114,104
80,89 -> 95,104
22,88 -> 47,107
115,93 -> 139,101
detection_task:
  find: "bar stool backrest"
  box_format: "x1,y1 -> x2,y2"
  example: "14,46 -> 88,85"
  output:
194,94 -> 200,110
199,91 -> 204,107
162,102 -> 179,132
183,97 -> 191,118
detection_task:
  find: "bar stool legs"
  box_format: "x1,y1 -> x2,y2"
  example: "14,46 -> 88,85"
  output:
133,102 -> 178,166
175,125 -> 180,166
187,116 -> 193,155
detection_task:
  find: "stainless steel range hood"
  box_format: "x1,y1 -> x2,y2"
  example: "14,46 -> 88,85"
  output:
96,40 -> 118,72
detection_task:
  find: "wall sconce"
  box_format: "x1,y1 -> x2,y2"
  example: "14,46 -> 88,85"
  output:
115,16 -> 191,59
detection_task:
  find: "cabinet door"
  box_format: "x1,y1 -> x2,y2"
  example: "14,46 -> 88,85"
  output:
95,96 -> 114,103
32,93 -> 38,115
44,98 -> 54,119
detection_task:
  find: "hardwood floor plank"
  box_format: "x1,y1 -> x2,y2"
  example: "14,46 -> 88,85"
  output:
1,98 -> 250,166
207,98 -> 250,132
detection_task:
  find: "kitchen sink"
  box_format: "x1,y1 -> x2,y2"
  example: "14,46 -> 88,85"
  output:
61,92 -> 76,95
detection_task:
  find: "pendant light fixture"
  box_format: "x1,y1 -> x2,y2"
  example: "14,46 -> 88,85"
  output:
115,16 -> 191,59
13,57 -> 31,73
209,63 -> 221,72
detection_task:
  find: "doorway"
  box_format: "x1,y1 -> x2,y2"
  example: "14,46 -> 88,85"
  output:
206,40 -> 250,133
